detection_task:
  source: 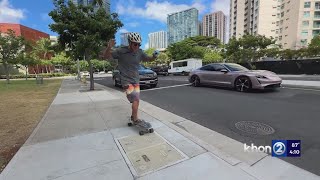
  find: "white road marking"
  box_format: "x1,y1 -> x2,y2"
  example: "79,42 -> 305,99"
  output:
141,83 -> 192,91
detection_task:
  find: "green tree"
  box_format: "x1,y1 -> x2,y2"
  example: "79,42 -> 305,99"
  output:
0,29 -> 25,83
32,38 -> 55,73
49,0 -> 123,90
156,52 -> 170,65
307,35 -> 320,57
225,35 -> 276,63
185,36 -> 221,48
144,48 -> 156,56
51,52 -> 74,72
17,52 -> 38,80
203,50 -> 223,64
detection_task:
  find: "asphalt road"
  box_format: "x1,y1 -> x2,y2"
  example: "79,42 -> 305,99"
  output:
95,75 -> 320,176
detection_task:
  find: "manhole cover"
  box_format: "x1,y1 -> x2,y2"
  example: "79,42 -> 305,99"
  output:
235,121 -> 275,135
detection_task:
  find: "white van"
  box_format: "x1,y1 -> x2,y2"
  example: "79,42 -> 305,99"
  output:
168,59 -> 202,75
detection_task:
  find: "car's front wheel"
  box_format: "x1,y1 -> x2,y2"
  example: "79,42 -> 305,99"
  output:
235,76 -> 252,92
150,84 -> 158,88
191,75 -> 201,87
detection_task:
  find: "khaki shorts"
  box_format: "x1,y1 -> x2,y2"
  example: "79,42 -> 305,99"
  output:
123,84 -> 140,103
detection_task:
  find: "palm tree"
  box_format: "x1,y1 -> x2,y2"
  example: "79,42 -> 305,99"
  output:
33,38 -> 55,74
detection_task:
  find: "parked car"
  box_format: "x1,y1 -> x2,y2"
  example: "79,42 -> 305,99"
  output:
80,71 -> 89,76
113,64 -> 158,88
168,58 -> 202,75
189,63 -> 282,92
150,65 -> 169,76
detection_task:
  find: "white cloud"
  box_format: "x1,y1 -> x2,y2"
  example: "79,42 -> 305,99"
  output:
116,0 -> 207,23
119,28 -> 129,33
211,0 -> 229,16
41,13 -> 50,21
0,0 -> 25,23
127,22 -> 139,27
144,42 -> 149,50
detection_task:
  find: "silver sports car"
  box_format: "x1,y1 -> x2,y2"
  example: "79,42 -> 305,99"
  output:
188,63 -> 282,92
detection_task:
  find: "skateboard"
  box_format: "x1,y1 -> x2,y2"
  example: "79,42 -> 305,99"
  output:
128,117 -> 154,135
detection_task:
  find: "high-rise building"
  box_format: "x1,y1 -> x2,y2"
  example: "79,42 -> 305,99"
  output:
120,32 -> 130,46
202,11 -> 227,44
230,0 -> 320,49
72,0 -> 110,14
198,21 -> 203,36
167,8 -> 199,45
148,31 -> 167,50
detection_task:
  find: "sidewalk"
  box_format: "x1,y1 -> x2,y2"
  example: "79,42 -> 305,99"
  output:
0,78 -> 319,180
282,80 -> 320,89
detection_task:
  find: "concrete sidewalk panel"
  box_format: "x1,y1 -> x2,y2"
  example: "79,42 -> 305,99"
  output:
2,131 -> 123,180
94,99 -> 128,109
86,90 -> 119,102
176,120 -> 267,165
54,159 -> 133,180
110,127 -> 138,139
98,105 -> 132,129
156,126 -> 206,158
237,156 -> 320,180
26,108 -> 107,144
138,152 -> 256,180
53,92 -> 91,105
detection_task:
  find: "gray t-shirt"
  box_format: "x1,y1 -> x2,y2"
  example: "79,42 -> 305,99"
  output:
111,46 -> 149,85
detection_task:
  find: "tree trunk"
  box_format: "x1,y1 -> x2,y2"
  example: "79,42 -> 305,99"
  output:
45,65 -> 49,74
3,62 -> 10,84
25,66 -> 28,80
85,50 -> 94,90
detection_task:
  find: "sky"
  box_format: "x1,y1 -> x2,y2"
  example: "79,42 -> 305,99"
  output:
0,0 -> 230,49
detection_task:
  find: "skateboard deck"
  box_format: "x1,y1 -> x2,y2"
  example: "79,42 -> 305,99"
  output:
128,118 -> 154,135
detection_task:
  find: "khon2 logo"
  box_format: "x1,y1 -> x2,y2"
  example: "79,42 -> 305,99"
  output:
244,140 -> 301,157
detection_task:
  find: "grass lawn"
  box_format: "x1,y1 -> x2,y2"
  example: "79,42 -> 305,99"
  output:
0,79 -> 62,173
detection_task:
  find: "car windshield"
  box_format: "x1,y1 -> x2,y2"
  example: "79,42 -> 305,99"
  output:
224,64 -> 249,71
139,64 -> 147,70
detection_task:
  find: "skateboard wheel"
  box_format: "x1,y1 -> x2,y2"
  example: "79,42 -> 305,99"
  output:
139,131 -> 144,135
128,122 -> 133,126
149,128 -> 154,133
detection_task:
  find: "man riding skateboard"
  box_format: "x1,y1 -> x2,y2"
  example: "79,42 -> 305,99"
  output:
103,32 -> 159,129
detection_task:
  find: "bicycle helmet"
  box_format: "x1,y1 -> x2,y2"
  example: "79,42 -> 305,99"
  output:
128,32 -> 142,43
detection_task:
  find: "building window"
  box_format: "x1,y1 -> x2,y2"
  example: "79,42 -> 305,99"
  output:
303,11 -> 310,18
301,30 -> 308,36
304,2 -> 311,8
314,21 -> 320,28
279,36 -> 283,40
303,21 -> 309,27
316,2 -> 320,10
300,39 -> 307,46
281,12 -> 284,17
315,11 -> 320,18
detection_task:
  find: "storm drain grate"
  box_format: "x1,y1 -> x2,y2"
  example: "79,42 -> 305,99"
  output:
235,121 -> 275,135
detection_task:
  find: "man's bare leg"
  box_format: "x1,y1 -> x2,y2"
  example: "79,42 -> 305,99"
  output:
132,100 -> 139,122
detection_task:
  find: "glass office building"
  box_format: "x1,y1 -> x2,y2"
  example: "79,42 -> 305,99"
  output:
167,8 -> 199,45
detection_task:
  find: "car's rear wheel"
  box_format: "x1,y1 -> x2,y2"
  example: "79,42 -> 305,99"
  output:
191,75 -> 201,87
113,78 -> 120,87
235,76 -> 252,92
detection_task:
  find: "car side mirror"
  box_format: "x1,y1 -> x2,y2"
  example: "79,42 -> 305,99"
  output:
220,69 -> 228,73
